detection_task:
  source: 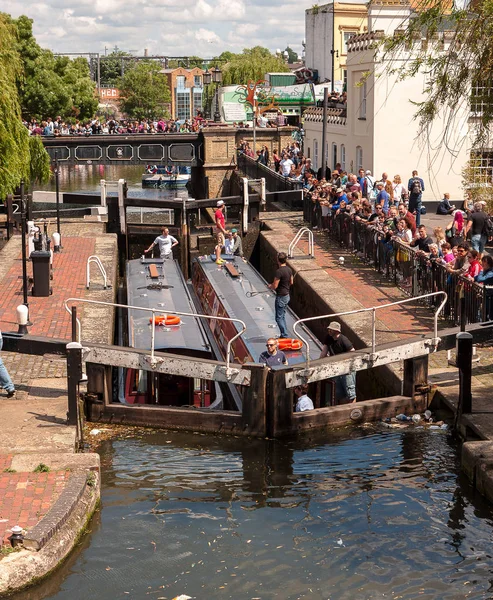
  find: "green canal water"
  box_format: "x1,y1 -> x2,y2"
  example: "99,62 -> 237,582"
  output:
12,427 -> 493,600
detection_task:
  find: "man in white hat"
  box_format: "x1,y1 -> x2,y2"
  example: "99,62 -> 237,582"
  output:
320,321 -> 357,403
214,200 -> 227,264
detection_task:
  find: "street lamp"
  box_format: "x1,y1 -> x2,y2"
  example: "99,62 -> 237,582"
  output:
203,68 -> 212,120
19,181 -> 32,327
212,65 -> 222,123
54,150 -> 62,251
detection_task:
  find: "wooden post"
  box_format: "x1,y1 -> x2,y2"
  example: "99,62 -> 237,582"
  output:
457,332 -> 473,416
66,342 -> 83,426
268,369 -> 294,438
242,365 -> 268,437
71,305 -> 77,342
403,355 -> 428,398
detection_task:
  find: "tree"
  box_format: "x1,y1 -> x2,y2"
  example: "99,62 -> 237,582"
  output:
119,62 -> 171,120
28,135 -> 51,186
0,13 -> 30,198
284,47 -> 298,64
11,14 -> 97,121
221,47 -> 290,86
100,50 -> 132,86
381,0 -> 493,150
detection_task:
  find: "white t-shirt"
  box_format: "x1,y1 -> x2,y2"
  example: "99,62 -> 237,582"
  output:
280,158 -> 294,176
295,394 -> 314,412
154,234 -> 178,257
224,238 -> 234,255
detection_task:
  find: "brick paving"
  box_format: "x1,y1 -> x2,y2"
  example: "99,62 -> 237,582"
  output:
282,216 -> 435,339
0,469 -> 69,546
0,237 -> 96,339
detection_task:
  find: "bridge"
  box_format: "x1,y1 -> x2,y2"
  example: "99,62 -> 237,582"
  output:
42,133 -> 202,167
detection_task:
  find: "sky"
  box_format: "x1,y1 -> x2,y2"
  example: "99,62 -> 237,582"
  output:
3,0 -> 316,58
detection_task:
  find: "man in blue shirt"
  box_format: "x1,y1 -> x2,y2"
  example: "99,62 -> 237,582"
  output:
259,338 -> 288,368
407,170 -> 425,226
376,182 -> 390,213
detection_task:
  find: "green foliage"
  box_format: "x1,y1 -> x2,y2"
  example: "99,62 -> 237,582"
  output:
311,4 -> 320,14
381,0 -> 493,150
11,14 -> 97,121
462,156 -> 493,212
0,13 -> 30,198
221,46 -> 290,86
100,50 -> 132,87
3,468 -> 16,473
33,463 -> 50,473
119,61 -> 171,120
284,47 -> 298,64
29,135 -> 51,185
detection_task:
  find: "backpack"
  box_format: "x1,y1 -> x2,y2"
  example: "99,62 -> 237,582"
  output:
482,214 -> 493,237
411,178 -> 422,195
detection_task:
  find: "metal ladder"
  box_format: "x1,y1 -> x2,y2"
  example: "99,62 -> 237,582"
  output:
86,256 -> 109,289
288,227 -> 314,258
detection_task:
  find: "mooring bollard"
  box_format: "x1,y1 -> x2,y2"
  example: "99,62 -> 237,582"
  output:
457,331 -> 473,416
66,341 -> 83,426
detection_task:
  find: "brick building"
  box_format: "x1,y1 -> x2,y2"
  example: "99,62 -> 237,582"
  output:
160,67 -> 205,120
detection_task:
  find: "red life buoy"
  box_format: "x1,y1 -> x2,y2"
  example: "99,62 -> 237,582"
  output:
277,338 -> 303,351
150,315 -> 181,326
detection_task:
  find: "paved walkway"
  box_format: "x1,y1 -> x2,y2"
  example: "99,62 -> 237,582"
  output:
0,221 -> 114,582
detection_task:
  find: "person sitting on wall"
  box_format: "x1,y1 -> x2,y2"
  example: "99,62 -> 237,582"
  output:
436,192 -> 455,215
294,384 -> 314,412
259,338 -> 288,368
319,321 -> 357,403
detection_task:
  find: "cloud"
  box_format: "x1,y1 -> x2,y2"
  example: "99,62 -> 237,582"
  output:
3,0 -> 310,56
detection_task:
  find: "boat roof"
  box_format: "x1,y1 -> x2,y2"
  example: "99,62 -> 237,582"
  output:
193,256 -> 322,366
126,258 -> 210,355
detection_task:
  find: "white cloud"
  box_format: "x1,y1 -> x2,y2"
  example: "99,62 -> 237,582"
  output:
195,28 -> 220,45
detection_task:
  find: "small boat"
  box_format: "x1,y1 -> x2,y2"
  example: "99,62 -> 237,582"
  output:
142,165 -> 191,189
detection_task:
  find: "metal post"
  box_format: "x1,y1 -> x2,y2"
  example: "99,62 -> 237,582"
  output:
214,84 -> 220,122
55,151 -> 62,250
66,341 -> 83,426
321,86 -> 328,175
71,305 -> 78,342
331,3 -> 336,93
253,94 -> 257,154
20,181 -> 30,320
181,197 -> 189,280
457,331 -> 473,416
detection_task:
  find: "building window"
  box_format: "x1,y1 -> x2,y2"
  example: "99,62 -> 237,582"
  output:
356,146 -> 363,171
332,143 -> 337,169
359,80 -> 367,119
176,90 -> 190,120
193,89 -> 203,117
343,31 -> 358,54
340,144 -> 346,170
176,75 -> 186,90
194,75 -> 202,88
313,139 -> 318,170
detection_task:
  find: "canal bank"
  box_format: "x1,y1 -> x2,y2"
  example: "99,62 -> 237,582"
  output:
0,220 -> 117,596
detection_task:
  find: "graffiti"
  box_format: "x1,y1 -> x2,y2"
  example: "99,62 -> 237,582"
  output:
234,80 -> 281,116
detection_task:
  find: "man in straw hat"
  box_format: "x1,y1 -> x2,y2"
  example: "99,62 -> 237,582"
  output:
320,321 -> 357,403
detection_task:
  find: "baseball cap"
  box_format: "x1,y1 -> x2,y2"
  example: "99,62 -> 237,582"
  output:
231,228 -> 238,233
217,200 -> 224,207
327,321 -> 341,332
336,188 -> 343,193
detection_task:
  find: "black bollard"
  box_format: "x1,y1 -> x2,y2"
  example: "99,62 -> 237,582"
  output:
457,331 -> 473,416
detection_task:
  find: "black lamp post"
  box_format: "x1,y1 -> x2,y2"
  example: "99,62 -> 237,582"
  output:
212,65 -> 222,123
54,150 -> 62,251
203,68 -> 211,120
20,181 -> 31,324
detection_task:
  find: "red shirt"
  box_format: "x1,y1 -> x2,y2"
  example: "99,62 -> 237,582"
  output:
215,209 -> 225,232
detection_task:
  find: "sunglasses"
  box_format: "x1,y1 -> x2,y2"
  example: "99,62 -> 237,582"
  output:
266,343 -> 276,347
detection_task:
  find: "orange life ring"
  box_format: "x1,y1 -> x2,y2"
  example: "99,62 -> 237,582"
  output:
150,314 -> 181,326
277,338 -> 303,351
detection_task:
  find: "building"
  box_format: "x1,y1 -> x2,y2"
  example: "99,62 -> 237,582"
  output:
160,67 -> 204,121
302,0 -> 470,201
305,1 -> 368,91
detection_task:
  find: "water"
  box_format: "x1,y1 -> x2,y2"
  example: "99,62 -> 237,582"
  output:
13,428 -> 493,600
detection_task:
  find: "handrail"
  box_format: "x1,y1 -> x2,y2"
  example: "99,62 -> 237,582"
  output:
63,297 -> 247,377
86,256 -> 108,289
288,227 -> 314,258
293,291 -> 448,369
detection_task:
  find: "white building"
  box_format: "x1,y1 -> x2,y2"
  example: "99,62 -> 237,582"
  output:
303,0 -> 470,201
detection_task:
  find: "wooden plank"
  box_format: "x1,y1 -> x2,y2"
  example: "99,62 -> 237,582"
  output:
148,264 -> 159,279
224,262 -> 239,278
83,344 -> 252,385
242,365 -> 268,437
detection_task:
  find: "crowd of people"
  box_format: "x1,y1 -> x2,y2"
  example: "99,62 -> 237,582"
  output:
24,116 -> 207,136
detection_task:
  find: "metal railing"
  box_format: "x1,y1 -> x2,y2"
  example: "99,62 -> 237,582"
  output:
288,227 -> 314,258
237,152 -> 303,192
86,256 -> 109,289
293,291 -> 448,368
302,196 -> 490,326
63,297 -> 247,377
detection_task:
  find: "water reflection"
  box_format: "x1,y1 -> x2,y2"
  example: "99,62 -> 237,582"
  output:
12,428 -> 493,600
